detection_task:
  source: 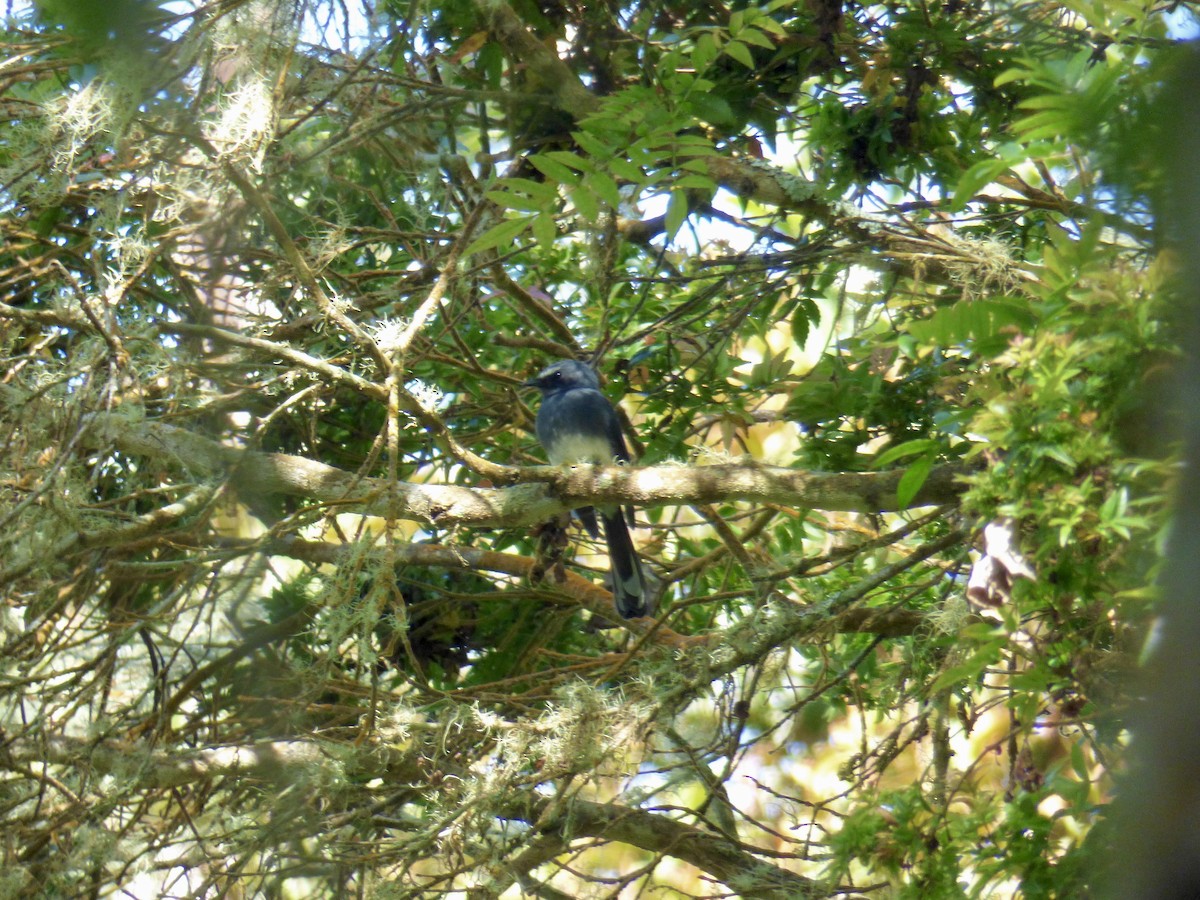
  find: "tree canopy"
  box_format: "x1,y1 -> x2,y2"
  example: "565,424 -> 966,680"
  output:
0,1 -> 1192,896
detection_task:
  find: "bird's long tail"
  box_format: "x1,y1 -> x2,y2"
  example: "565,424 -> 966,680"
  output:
601,508 -> 646,618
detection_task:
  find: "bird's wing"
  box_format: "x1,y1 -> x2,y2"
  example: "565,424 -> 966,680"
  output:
600,395 -> 631,463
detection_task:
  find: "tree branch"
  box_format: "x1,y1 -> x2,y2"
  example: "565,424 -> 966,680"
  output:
11,734 -> 831,899
660,529 -> 969,709
79,415 -> 971,526
164,321 -> 522,484
267,535 -> 698,645
472,0 -> 1036,287
496,797 -> 831,899
475,0 -> 600,118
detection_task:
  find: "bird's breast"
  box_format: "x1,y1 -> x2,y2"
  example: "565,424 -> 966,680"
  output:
543,432 -> 616,466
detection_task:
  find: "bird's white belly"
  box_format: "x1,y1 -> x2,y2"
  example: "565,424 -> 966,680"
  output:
547,433 -> 615,466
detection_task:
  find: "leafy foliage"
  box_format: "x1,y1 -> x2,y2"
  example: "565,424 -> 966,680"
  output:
0,0 -> 1190,896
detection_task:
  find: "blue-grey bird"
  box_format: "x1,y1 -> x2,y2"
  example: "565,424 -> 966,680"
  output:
523,359 -> 647,618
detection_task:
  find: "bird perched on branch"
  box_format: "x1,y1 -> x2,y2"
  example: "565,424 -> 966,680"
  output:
523,359 -> 647,618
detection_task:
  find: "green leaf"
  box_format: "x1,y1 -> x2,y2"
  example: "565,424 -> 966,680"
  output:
485,189 -> 552,213
586,171 -> 621,209
951,143 -> 1027,209
929,636 -> 1006,693
692,31 -> 719,73
573,130 -> 613,160
688,92 -> 736,127
543,150 -> 594,173
724,40 -> 756,69
995,62 -> 1035,88
674,173 -> 717,191
463,216 -> 533,257
874,438 -> 941,469
908,298 -> 1035,348
610,158 -> 646,183
1014,111 -> 1072,143
531,213 -> 556,248
664,190 -> 689,241
754,15 -> 789,36
739,27 -> 776,50
673,133 -> 718,156
681,157 -> 714,174
569,183 -> 599,221
528,155 -> 581,185
486,177 -> 559,212
895,454 -> 934,508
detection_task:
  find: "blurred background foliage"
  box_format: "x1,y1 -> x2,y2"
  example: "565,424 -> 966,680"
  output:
0,0 -> 1191,896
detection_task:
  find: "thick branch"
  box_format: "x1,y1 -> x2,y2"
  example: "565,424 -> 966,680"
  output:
476,0 -> 599,117
80,415 -> 971,526
507,797 -> 829,899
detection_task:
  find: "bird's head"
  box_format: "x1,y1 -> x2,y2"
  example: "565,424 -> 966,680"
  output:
522,359 -> 601,393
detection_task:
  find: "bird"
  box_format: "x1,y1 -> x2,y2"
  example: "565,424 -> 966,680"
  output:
523,359 -> 647,618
